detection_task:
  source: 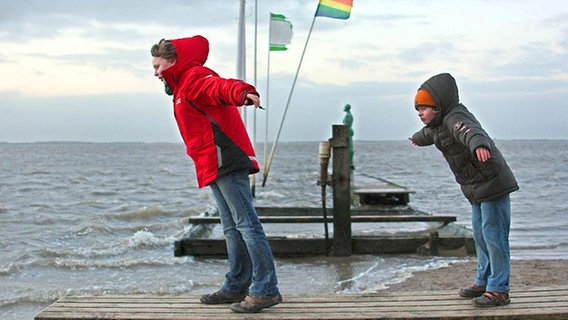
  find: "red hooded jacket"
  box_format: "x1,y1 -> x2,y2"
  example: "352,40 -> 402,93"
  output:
160,36 -> 259,188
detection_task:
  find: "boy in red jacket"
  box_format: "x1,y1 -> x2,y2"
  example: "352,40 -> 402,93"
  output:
151,36 -> 281,313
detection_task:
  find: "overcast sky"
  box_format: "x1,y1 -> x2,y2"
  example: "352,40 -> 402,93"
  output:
1,0 -> 567,144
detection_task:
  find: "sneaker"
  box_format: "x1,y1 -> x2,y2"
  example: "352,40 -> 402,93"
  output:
199,289 -> 247,304
230,294 -> 282,313
472,291 -> 510,307
458,284 -> 486,298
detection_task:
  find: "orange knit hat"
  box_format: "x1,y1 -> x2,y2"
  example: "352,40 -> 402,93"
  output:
414,89 -> 436,109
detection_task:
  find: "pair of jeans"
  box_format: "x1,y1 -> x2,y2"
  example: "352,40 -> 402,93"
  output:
209,169 -> 280,298
471,194 -> 511,293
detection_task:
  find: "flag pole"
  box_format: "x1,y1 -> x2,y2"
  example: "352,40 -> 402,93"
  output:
264,12 -> 272,172
262,14 -> 317,187
251,0 -> 258,197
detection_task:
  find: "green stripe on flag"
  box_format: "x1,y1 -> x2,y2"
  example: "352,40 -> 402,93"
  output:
270,44 -> 288,51
269,12 -> 293,52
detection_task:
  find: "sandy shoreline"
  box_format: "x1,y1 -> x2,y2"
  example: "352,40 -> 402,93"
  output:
383,259 -> 568,292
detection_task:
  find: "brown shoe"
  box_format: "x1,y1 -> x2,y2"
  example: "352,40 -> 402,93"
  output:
459,284 -> 486,298
199,289 -> 247,304
472,291 -> 510,307
230,294 -> 282,313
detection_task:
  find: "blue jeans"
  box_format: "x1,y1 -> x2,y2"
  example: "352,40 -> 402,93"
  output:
471,194 -> 511,293
209,169 -> 279,298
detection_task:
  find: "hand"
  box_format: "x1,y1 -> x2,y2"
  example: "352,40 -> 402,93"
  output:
246,93 -> 262,109
408,137 -> 416,145
475,147 -> 491,162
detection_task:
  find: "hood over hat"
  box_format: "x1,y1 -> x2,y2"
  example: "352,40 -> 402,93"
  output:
417,73 -> 460,114
161,35 -> 210,94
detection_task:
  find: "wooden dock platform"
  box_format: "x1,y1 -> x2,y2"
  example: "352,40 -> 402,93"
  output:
35,286 -> 568,320
174,228 -> 474,258
174,206 -> 474,258
352,173 -> 415,206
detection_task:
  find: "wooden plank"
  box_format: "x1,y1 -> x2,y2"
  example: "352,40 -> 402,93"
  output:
35,286 -> 568,320
353,187 -> 415,194
176,237 -> 329,257
187,215 -> 456,224
174,234 -> 474,258
255,206 -> 431,216
351,173 -> 415,205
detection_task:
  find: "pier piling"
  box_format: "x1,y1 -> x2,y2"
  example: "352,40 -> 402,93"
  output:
330,124 -> 351,256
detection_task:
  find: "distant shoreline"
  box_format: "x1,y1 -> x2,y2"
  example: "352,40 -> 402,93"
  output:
1,139 -> 568,145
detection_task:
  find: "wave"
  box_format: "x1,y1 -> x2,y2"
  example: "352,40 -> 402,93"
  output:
0,262 -> 24,276
255,190 -> 286,200
53,255 -> 191,269
0,289 -> 66,308
512,241 -> 568,250
44,229 -> 174,257
0,251 -> 43,276
107,206 -> 170,221
90,190 -> 119,197
363,258 -> 469,292
25,170 -> 52,175
128,229 -> 178,248
40,229 -> 182,270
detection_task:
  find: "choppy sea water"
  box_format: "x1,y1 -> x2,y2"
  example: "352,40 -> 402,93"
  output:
1,140 -> 567,319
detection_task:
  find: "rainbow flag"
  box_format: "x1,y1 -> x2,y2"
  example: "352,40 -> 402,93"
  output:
315,0 -> 353,19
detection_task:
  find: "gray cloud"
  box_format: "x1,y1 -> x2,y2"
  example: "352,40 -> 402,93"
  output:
1,0 -> 567,142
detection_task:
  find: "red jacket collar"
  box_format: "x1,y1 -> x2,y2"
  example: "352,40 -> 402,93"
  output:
161,35 -> 209,92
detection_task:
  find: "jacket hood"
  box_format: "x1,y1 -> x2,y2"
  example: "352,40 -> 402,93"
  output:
419,73 -> 460,115
161,35 -> 209,92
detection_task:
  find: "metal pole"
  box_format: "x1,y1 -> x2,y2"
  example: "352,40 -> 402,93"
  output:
262,15 -> 317,187
264,12 -> 272,172
237,0 -> 247,123
251,0 -> 258,197
318,141 -> 331,256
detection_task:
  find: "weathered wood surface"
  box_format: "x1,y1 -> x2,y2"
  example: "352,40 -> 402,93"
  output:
254,206 -> 427,216
35,286 -> 568,320
352,173 -> 415,205
174,232 -> 474,258
186,215 -> 456,224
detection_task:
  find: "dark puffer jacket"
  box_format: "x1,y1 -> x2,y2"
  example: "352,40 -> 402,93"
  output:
411,73 -> 518,204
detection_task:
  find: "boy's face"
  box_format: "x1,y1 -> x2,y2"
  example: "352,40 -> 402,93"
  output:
152,56 -> 175,82
416,106 -> 436,125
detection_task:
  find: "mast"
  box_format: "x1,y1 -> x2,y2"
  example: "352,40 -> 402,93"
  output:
237,0 -> 246,82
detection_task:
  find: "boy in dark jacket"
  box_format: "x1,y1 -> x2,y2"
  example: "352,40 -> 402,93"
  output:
409,73 -> 518,307
151,36 -> 281,313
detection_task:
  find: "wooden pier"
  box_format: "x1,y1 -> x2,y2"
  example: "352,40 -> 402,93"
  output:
174,125 -> 474,258
35,286 -> 568,320
352,172 -> 416,206
174,206 -> 473,258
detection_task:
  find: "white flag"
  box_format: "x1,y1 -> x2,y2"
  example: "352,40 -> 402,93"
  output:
270,13 -> 293,51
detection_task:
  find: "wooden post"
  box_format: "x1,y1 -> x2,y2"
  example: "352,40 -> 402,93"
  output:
330,124 -> 351,256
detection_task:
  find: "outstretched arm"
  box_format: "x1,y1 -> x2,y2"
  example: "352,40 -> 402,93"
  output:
409,128 -> 434,146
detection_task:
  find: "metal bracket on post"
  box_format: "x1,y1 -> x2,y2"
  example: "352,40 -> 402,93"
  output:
329,124 -> 352,256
